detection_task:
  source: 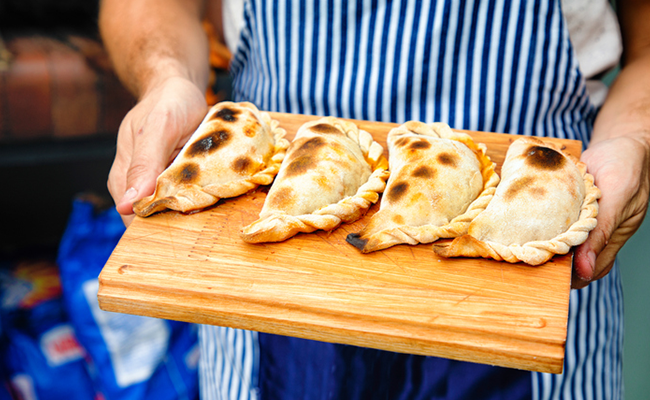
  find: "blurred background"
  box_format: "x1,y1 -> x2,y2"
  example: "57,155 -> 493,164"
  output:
619,214 -> 650,400
0,0 -> 648,399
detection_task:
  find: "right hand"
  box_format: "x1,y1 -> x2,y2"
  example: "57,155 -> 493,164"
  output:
572,134 -> 650,288
108,76 -> 208,226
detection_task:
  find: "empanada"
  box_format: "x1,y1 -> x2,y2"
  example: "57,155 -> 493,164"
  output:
346,121 -> 499,253
433,136 -> 600,265
133,101 -> 289,217
240,117 -> 390,243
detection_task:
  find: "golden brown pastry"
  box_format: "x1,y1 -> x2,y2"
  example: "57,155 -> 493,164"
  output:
346,121 -> 499,253
133,101 -> 289,217
240,117 -> 390,243
433,136 -> 600,265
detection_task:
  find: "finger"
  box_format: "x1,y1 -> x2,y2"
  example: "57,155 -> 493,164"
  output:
593,212 -> 647,280
120,213 -> 135,228
572,229 -> 605,289
573,241 -> 617,289
117,122 -> 171,215
107,119 -> 137,216
107,163 -> 125,211
571,195 -> 615,289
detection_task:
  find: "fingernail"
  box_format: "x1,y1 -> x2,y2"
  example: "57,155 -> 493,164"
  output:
578,251 -> 597,281
588,250 -> 596,273
122,187 -> 138,203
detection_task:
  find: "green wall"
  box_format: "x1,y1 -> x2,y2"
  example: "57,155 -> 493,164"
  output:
619,213 -> 650,399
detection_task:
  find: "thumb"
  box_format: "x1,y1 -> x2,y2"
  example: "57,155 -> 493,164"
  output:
572,183 -> 620,289
116,165 -> 161,216
572,224 -> 608,289
116,128 -> 172,216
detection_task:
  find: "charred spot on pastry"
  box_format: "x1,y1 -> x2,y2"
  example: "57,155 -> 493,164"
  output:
408,139 -> 431,150
187,130 -> 231,156
411,165 -> 435,179
437,152 -> 459,167
387,181 -> 409,203
178,163 -> 199,183
268,187 -> 295,209
346,233 -> 368,251
243,121 -> 260,137
525,145 -> 566,170
285,155 -> 314,176
567,180 -> 580,201
310,123 -> 342,134
503,176 -> 534,200
297,136 -> 327,152
232,156 -> 253,173
394,137 -> 410,147
214,107 -> 239,122
529,187 -> 547,198
314,174 -> 332,190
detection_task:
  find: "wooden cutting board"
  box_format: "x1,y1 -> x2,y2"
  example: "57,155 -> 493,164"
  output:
98,112 -> 582,374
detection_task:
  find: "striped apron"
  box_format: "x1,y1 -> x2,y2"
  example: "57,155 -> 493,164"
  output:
200,0 -> 624,399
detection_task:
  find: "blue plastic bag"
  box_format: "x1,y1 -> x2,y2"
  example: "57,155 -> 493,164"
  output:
0,259 -> 97,400
3,324 -> 97,400
56,197 -> 199,400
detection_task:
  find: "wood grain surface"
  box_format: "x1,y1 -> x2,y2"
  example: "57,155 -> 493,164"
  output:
98,112 -> 583,374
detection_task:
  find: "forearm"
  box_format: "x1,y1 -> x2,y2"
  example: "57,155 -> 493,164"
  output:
592,52 -> 650,147
591,0 -> 650,148
98,0 -> 210,99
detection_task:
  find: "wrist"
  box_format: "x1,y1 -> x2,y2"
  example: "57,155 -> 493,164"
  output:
136,58 -> 208,100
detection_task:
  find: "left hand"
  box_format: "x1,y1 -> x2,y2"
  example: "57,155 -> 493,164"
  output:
572,134 -> 650,289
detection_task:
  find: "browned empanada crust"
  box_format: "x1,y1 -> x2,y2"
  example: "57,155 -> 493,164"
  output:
346,121 -> 500,253
240,117 -> 390,243
433,136 -> 600,265
133,101 -> 289,217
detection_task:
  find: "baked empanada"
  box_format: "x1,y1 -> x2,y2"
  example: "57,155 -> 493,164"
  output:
133,101 -> 289,217
433,136 -> 600,265
346,121 -> 499,253
240,117 -> 390,243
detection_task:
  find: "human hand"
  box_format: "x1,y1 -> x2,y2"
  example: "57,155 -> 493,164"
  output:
108,76 -> 208,226
572,135 -> 650,289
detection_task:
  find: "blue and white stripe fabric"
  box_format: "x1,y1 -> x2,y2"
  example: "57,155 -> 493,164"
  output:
199,326 -> 259,400
230,0 -> 594,142
200,1 -> 624,399
532,262 -> 624,400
